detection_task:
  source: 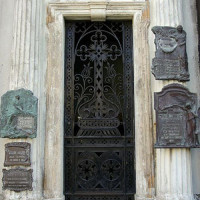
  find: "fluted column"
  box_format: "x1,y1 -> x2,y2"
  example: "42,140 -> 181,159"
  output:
149,0 -> 194,199
0,0 -> 46,199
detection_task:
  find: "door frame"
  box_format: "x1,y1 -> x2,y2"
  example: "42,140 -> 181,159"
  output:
45,1 -> 154,200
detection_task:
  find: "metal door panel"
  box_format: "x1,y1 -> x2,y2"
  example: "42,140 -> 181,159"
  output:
64,21 -> 135,200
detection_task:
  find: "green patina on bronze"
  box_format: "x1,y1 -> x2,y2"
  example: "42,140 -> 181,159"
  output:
0,89 -> 38,138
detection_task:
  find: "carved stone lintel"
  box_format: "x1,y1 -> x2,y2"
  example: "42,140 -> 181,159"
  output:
154,84 -> 199,148
152,26 -> 189,81
89,2 -> 106,21
2,168 -> 33,192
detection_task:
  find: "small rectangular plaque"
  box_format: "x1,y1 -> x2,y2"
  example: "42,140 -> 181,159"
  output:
4,142 -> 31,166
152,58 -> 181,78
2,168 -> 33,192
157,110 -> 186,146
16,116 -> 35,130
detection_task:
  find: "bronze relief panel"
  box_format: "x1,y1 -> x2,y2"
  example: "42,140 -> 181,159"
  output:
0,88 -> 38,138
152,26 -> 189,81
154,84 -> 199,148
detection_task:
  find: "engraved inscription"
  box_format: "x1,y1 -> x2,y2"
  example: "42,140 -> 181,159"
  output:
153,59 -> 181,77
151,26 -> 189,81
16,116 -> 35,130
2,168 -> 33,192
5,142 -> 31,166
158,111 -> 186,145
154,84 -> 198,148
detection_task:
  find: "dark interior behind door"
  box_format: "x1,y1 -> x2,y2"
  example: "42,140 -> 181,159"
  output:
64,21 -> 135,200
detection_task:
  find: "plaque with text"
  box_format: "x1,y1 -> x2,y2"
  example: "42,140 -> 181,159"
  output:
2,168 -> 33,192
154,84 -> 199,148
4,142 -> 31,166
0,88 -> 38,138
152,25 -> 189,81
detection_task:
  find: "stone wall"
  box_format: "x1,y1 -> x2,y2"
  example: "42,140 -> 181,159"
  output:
0,0 -> 199,199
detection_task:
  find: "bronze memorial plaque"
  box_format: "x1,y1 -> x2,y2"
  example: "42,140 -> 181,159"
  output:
151,25 -> 189,81
0,88 -> 38,138
4,142 -> 31,166
2,168 -> 33,192
154,84 -> 199,148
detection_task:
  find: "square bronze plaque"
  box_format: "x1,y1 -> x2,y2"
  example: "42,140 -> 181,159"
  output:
2,168 -> 33,192
4,142 -> 31,166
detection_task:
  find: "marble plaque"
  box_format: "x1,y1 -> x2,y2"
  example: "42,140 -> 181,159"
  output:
154,84 -> 199,148
4,142 -> 31,166
0,88 -> 38,138
152,25 -> 189,81
2,168 -> 33,192
16,116 -> 35,130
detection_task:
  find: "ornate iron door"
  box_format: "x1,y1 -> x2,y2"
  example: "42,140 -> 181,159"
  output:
64,21 -> 135,200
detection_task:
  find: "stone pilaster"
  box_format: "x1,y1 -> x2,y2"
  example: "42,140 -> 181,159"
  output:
44,15 -> 65,200
134,7 -> 155,200
0,0 -> 46,199
149,0 -> 194,199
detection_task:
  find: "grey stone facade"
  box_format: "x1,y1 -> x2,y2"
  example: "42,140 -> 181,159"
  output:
0,0 -> 200,199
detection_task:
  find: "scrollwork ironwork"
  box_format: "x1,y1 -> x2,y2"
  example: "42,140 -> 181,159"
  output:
64,21 -> 135,200
74,24 -> 123,136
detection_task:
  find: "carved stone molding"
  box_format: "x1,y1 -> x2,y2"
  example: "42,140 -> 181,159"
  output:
47,0 -> 148,22
45,1 -> 153,200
